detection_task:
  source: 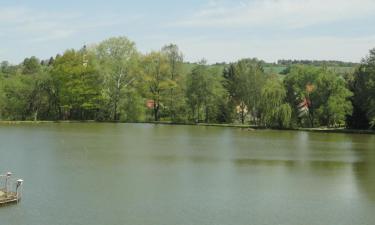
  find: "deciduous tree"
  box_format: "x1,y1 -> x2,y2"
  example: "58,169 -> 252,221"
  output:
96,37 -> 139,121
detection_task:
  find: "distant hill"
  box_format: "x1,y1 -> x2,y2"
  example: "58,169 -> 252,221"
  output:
183,59 -> 358,76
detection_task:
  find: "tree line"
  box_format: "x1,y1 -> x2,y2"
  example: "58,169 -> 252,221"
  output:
0,36 -> 374,129
277,59 -> 358,67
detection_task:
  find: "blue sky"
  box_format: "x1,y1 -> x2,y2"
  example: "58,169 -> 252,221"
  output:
1,0 -> 375,63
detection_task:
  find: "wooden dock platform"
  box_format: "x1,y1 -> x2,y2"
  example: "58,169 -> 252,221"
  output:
0,173 -> 23,207
0,189 -> 19,206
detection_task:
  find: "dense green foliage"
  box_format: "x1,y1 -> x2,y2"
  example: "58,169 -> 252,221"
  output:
0,36 -> 373,129
260,76 -> 292,128
223,59 -> 266,124
284,66 -> 353,128
95,37 -> 139,121
186,61 -> 226,123
347,49 -> 375,129
277,59 -> 358,67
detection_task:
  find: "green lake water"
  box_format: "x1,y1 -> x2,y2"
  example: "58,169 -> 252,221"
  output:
0,123 -> 374,225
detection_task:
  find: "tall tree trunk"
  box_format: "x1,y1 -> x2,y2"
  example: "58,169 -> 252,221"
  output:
308,113 -> 314,128
197,106 -> 200,123
308,102 -> 314,128
154,104 -> 159,121
205,105 -> 209,123
113,101 -> 118,121
170,60 -> 176,120
241,107 -> 245,124
170,89 -> 174,120
34,109 -> 38,122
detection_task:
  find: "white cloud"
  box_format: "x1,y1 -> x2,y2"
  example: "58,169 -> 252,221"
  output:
174,0 -> 375,29
0,7 -> 141,43
174,35 -> 375,63
1,2 -> 374,63
165,0 -> 375,63
0,6 -> 145,63
0,7 -> 79,41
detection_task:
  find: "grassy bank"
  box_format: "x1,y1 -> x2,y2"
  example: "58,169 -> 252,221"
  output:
0,120 -> 96,124
0,120 -> 374,135
146,121 -> 375,134
296,127 -> 375,135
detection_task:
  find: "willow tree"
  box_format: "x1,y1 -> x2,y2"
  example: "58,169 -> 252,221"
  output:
260,76 -> 292,128
95,37 -> 139,121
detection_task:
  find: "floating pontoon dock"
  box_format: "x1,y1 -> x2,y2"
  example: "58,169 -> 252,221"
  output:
0,172 -> 23,206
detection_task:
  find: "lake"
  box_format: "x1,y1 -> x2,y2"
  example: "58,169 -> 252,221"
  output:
0,123 -> 374,225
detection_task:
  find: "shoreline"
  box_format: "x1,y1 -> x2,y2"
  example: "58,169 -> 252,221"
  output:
0,120 -> 374,135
